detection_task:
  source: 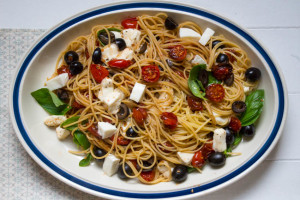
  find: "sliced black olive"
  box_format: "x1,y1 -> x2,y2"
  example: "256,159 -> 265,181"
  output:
139,42 -> 147,54
93,146 -> 106,160
56,89 -> 69,102
216,53 -> 229,63
117,103 -> 129,120
116,38 -> 126,51
69,61 -> 83,75
172,165 -> 188,182
166,59 -> 173,67
208,152 -> 226,167
240,125 -> 255,138
224,73 -> 234,86
232,101 -> 247,113
156,36 -> 161,41
245,67 -> 261,82
64,51 -> 79,65
225,127 -> 235,147
126,127 -> 138,138
98,31 -> 115,45
165,17 -> 178,30
212,40 -> 225,49
117,163 -> 133,179
92,47 -> 102,64
136,160 -> 153,172
158,66 -> 164,71
198,69 -> 209,88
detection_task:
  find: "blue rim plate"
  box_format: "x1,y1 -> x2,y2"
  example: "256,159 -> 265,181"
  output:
9,1 -> 288,199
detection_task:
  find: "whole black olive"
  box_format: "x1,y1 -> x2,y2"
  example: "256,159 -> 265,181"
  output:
208,152 -> 226,167
245,67 -> 261,82
56,89 -> 69,102
117,103 -> 129,120
136,160 -> 153,172
212,40 -> 225,49
126,127 -> 138,138
93,146 -> 106,160
117,163 -> 133,179
216,53 -> 229,63
232,101 -> 247,113
165,17 -> 178,30
139,42 -> 147,54
224,73 -> 234,86
240,124 -> 255,138
69,61 -> 83,75
64,51 -> 79,65
98,31 -> 115,45
198,69 -> 209,88
92,47 -> 102,64
172,165 -> 188,182
225,127 -> 235,147
116,38 -> 127,51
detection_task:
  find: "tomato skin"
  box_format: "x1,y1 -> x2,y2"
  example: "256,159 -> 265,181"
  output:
140,170 -> 155,182
205,84 -> 225,102
142,65 -> 160,82
160,141 -> 173,153
121,17 -> 139,29
201,143 -> 214,160
169,45 -> 187,61
108,59 -> 132,69
90,64 -> 109,83
192,151 -> 205,168
57,65 -> 72,78
72,100 -> 84,109
117,135 -> 130,146
161,112 -> 178,130
187,96 -> 203,111
87,124 -> 101,138
229,116 -> 242,132
132,107 -> 147,126
211,64 -> 233,81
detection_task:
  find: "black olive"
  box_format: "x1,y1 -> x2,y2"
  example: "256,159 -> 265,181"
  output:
198,69 -> 209,88
156,36 -> 160,41
117,163 -> 133,179
56,89 -> 69,102
64,51 -> 79,65
117,103 -> 129,120
224,73 -> 234,86
92,47 -> 102,64
172,165 -> 188,182
136,160 -> 153,172
207,131 -> 214,138
158,66 -> 164,71
216,53 -> 229,63
98,31 -> 115,45
225,127 -> 235,147
165,17 -> 178,30
212,40 -> 225,49
240,125 -> 255,138
208,152 -> 226,167
166,59 -> 173,67
139,42 -> 147,54
109,71 -> 115,77
245,67 -> 261,82
232,101 -> 247,113
69,61 -> 83,75
93,146 -> 106,160
116,38 -> 127,51
126,127 -> 138,138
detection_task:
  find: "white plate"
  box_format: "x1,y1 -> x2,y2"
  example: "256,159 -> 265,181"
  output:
9,1 -> 288,199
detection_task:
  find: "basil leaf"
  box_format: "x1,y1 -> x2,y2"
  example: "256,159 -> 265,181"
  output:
187,167 -> 196,173
188,64 -> 207,100
208,72 -> 221,85
31,88 -> 72,115
233,133 -> 242,147
79,153 -> 93,167
73,130 -> 90,150
61,116 -> 80,131
240,90 -> 264,126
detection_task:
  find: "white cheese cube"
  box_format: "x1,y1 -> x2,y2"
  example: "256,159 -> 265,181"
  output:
44,115 -> 67,127
102,44 -> 119,62
243,86 -> 251,94
157,160 -> 171,179
213,128 -> 227,152
56,126 -> 70,140
129,82 -> 146,103
103,154 -> 120,176
46,73 -> 69,91
117,48 -> 134,60
97,122 -> 117,139
179,28 -> 201,38
122,29 -> 141,47
100,78 -> 114,95
177,152 -> 194,165
191,55 -> 207,66
199,28 -> 215,46
107,89 -> 124,114
111,31 -> 122,39
212,112 -> 230,126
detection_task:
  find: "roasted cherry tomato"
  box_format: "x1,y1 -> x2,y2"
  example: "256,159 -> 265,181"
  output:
117,135 -> 130,146
201,142 -> 214,160
132,107 -> 147,126
142,65 -> 160,82
72,100 -> 84,109
211,64 -> 233,81
160,141 -> 173,153
205,84 -> 225,102
161,112 -> 178,130
226,49 -> 237,62
90,64 -> 109,83
169,45 -> 187,61
57,65 -> 72,78
140,170 -> 155,182
87,124 -> 100,138
121,17 -> 139,29
187,96 -> 203,111
229,116 -> 242,132
108,59 -> 132,69
192,150 -> 205,168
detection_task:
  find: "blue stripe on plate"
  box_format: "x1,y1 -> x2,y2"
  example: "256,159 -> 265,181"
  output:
13,2 -> 285,199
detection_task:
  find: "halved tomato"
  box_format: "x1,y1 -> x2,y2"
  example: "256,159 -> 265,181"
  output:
121,17 -> 139,29
108,59 -> 132,69
142,65 -> 160,82
169,45 -> 187,61
90,64 -> 109,83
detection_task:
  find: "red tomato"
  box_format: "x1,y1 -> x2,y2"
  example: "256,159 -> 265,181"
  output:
72,100 -> 84,109
161,112 -> 178,130
108,59 -> 132,69
160,141 -> 173,153
102,117 -> 113,124
57,65 -> 72,78
211,64 -> 233,81
229,116 -> 242,132
187,96 -> 203,111
90,64 -> 109,83
87,124 -> 100,138
142,65 -> 160,82
192,150 -> 205,168
140,170 -> 155,182
205,84 -> 225,102
201,142 -> 214,160
226,49 -> 237,62
169,45 -> 187,61
132,107 -> 147,126
121,17 -> 139,29
117,135 -> 130,146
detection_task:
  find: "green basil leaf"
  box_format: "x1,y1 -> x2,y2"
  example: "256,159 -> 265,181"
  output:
61,116 -> 80,131
233,133 -> 242,147
73,130 -> 90,150
31,88 -> 72,115
208,72 -> 221,85
187,167 -> 196,173
188,64 -> 207,100
79,153 -> 93,167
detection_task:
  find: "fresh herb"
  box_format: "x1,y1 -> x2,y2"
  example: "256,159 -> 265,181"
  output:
187,167 -> 196,173
240,90 -> 264,126
188,64 -> 207,100
79,153 -> 93,167
31,88 -> 72,115
224,133 -> 242,157
61,116 -> 80,131
208,72 -> 221,85
73,130 -> 91,150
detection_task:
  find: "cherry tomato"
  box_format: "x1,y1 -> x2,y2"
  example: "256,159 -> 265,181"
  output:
201,142 -> 214,160
108,59 -> 132,69
102,117 -> 113,124
117,135 -> 130,146
142,65 -> 160,82
169,45 -> 187,61
187,96 -> 203,111
192,150 -> 205,168
132,107 -> 147,126
229,116 -> 242,132
160,141 -> 173,153
72,100 -> 84,109
226,49 -> 237,62
87,124 -> 100,138
161,112 -> 178,130
57,65 -> 72,78
140,170 -> 155,182
205,84 -> 225,102
211,64 -> 233,81
90,64 -> 109,83
121,17 -> 139,29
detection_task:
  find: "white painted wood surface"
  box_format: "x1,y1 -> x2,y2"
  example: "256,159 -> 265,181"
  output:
1,0 -> 299,199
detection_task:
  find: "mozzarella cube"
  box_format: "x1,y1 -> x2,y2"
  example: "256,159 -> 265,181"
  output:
103,154 -> 120,176
44,115 -> 67,127
102,44 -> 119,62
191,55 -> 207,66
212,112 -> 230,126
107,89 -> 124,114
100,78 -> 114,95
130,82 -> 146,103
199,28 -> 215,46
213,128 -> 227,152
46,73 -> 69,91
97,122 -> 117,139
157,160 -> 171,179
117,48 -> 134,60
177,152 -> 194,165
111,31 -> 122,39
122,29 -> 141,47
56,126 -> 70,140
179,28 -> 201,38
243,86 -> 251,94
